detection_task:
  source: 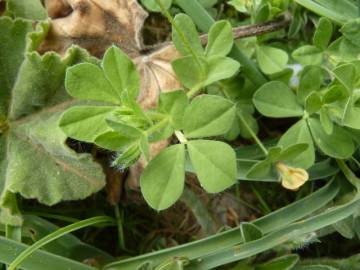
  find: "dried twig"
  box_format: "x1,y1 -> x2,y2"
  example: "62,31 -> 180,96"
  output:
142,13 -> 292,54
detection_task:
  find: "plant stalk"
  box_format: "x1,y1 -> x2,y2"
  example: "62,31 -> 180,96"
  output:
237,111 -> 268,155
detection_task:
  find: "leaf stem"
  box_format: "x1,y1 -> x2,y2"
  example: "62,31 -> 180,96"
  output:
186,84 -> 203,98
237,111 -> 268,155
145,118 -> 169,136
114,204 -> 126,250
175,130 -> 188,144
251,184 -> 271,214
7,216 -> 115,270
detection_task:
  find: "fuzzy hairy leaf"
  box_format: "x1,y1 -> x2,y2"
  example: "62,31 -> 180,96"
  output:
0,18 -> 105,224
5,0 -> 47,20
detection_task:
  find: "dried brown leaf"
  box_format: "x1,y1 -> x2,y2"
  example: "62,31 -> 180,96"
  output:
41,0 -> 147,57
135,45 -> 181,110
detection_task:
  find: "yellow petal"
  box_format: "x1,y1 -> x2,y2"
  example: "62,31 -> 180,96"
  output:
276,163 -> 309,191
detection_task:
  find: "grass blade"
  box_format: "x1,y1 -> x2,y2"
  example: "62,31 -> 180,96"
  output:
104,180 -> 339,270
7,216 -> 114,270
0,237 -> 97,270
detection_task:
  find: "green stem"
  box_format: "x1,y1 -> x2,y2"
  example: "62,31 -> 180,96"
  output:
23,212 -> 79,223
147,111 -> 167,121
114,205 -> 126,250
175,0 -> 267,87
251,184 -> 271,214
186,84 -> 203,98
237,111 -> 268,155
145,118 -> 169,136
7,216 -> 114,270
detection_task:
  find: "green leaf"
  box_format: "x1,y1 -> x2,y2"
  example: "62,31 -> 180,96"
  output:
332,63 -> 356,93
106,119 -> 143,139
59,106 -> 115,143
172,56 -> 206,89
246,160 -> 272,179
305,92 -> 322,114
172,14 -> 203,56
112,143 -> 141,169
256,255 -> 299,270
183,95 -> 236,138
95,132 -> 132,152
278,120 -> 315,169
140,135 -> 150,161
256,45 -> 288,75
298,65 -> 324,104
292,45 -> 323,66
205,20 -> 233,57
102,46 -> 140,100
323,85 -> 347,104
140,144 -> 185,210
0,18 -> 105,223
342,96 -> 360,129
158,90 -> 189,129
320,108 -> 334,135
5,0 -> 47,20
308,117 -> 354,159
278,143 -> 309,163
205,56 -> 240,85
294,0 -> 357,24
253,81 -> 304,118
340,18 -> 360,46
188,140 -> 237,193
6,110 -> 105,206
140,0 -> 172,12
313,17 -> 333,50
0,18 -> 32,118
66,63 -> 121,104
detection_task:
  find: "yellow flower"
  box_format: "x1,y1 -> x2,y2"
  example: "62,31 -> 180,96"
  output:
276,162 -> 309,191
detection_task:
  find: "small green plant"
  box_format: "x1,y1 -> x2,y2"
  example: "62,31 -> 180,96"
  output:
59,17 -> 242,210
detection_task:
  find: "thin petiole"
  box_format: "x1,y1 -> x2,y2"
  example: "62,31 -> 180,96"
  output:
237,111 -> 268,156
114,204 -> 126,250
145,118 -> 169,136
175,130 -> 188,144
